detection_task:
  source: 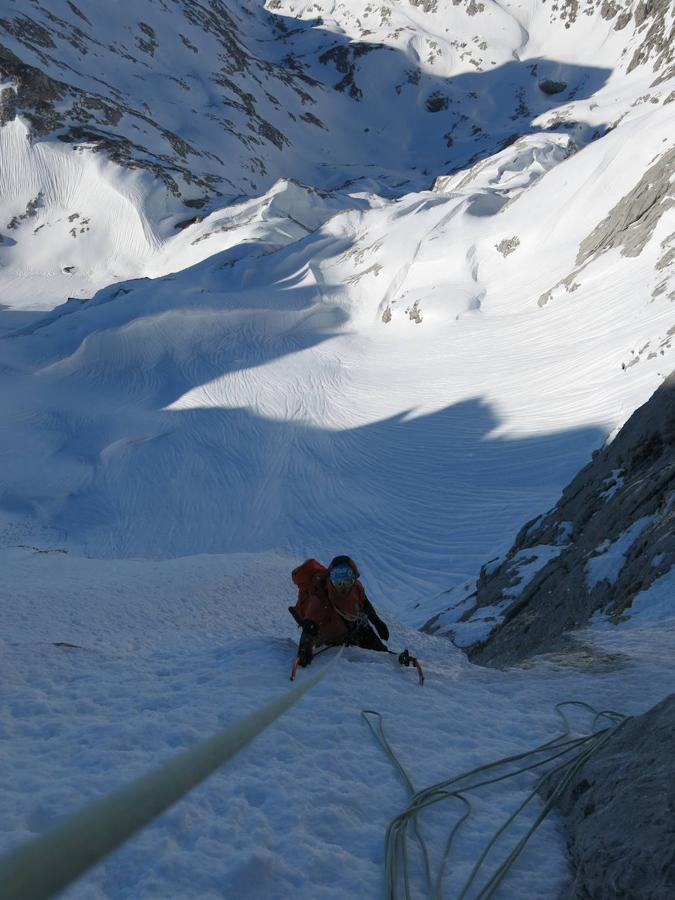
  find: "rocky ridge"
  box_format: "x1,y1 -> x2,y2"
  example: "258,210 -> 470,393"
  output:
423,370 -> 675,666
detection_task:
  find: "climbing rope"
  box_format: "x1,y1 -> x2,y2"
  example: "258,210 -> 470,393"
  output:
0,648 -> 343,900
362,701 -> 629,900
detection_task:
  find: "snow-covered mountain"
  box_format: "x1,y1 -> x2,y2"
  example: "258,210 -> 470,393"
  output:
1,2 -> 675,897
2,0 -> 674,309
2,0 -> 674,612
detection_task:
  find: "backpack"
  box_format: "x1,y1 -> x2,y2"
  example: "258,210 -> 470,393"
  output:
290,558 -> 327,620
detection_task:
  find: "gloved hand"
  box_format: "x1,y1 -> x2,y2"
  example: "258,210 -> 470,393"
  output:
369,612 -> 389,642
297,620 -> 318,667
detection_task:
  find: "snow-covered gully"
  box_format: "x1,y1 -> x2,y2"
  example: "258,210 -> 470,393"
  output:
2,547 -> 675,898
1,0 -> 674,897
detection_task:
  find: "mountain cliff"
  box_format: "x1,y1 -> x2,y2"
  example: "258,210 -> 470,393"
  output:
424,371 -> 675,664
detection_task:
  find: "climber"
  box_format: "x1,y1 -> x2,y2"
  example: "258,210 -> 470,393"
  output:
289,555 -> 390,667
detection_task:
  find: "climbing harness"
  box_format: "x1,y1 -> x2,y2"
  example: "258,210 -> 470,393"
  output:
329,591 -> 367,626
362,700 -> 629,900
0,649 -> 343,900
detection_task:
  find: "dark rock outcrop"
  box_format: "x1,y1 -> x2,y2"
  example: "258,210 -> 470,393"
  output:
423,372 -> 675,666
577,146 -> 675,264
539,79 -> 567,95
552,693 -> 675,899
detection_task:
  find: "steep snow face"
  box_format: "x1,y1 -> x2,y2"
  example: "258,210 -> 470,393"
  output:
0,110 -> 365,309
0,1 -> 674,617
4,544 -> 675,900
0,0 -> 350,199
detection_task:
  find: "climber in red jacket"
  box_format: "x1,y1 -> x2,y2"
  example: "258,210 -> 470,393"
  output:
289,555 -> 390,667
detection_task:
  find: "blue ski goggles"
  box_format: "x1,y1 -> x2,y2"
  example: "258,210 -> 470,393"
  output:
329,563 -> 356,591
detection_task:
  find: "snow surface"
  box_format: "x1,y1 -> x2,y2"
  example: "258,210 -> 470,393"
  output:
2,99 -> 674,610
3,546 -> 675,900
2,5 -> 674,609
617,570 -> 675,628
585,515 -> 655,590
1,0 -> 675,897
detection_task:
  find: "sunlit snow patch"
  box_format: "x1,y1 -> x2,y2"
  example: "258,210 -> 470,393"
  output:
585,515 -> 656,589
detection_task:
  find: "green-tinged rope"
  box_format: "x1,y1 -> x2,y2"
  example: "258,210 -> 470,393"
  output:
362,700 -> 629,900
466,704 -> 628,900
470,728 -> 619,900
0,648 -> 343,900
364,707 -> 434,897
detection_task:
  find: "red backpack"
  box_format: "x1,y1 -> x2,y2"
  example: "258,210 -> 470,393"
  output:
290,558 -> 327,620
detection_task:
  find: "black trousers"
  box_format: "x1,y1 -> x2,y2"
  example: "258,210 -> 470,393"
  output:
347,622 -> 388,653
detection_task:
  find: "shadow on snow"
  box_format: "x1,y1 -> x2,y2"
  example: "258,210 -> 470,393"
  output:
0,241 -> 605,609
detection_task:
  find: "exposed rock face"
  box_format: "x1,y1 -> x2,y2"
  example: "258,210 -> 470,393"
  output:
538,142 -> 675,318
551,694 -> 675,899
577,146 -> 675,263
627,0 -> 675,83
425,91 -> 449,112
423,372 -> 675,666
495,236 -> 520,257
539,79 -> 567,95
318,41 -> 379,100
0,81 -> 17,125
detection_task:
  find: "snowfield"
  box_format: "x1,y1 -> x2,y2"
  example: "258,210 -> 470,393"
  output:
2,93 -> 673,609
1,0 -> 675,896
3,546 -> 675,899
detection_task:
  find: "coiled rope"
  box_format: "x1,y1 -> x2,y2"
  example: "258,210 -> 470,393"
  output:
0,648 -> 343,900
362,701 -> 629,900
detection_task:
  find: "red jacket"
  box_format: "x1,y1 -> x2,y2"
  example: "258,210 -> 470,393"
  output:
292,557 -> 368,645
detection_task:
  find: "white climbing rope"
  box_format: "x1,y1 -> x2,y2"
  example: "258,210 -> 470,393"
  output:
0,648 -> 343,900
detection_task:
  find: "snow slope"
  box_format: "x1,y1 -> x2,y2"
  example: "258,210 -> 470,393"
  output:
3,546 -> 675,899
1,2 -> 675,895
2,85 -> 674,610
